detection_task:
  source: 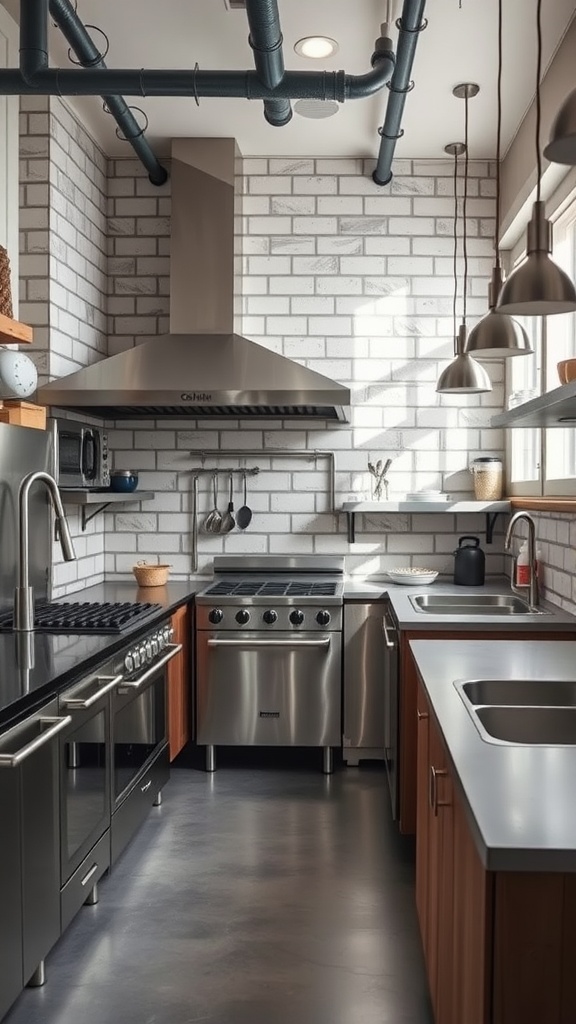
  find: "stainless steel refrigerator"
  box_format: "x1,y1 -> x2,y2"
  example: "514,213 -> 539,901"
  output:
0,422 -> 53,615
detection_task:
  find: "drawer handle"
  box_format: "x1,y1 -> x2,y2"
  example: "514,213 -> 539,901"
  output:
62,674 -> 123,709
141,779 -> 152,793
207,638 -> 330,649
417,710 -> 429,721
0,716 -> 72,768
81,863 -> 99,888
381,616 -> 396,650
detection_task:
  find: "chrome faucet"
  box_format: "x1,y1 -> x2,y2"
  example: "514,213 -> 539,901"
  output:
14,471 -> 76,632
504,510 -> 539,610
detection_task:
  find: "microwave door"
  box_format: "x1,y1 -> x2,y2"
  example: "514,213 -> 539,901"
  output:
58,429 -> 84,487
81,429 -> 98,485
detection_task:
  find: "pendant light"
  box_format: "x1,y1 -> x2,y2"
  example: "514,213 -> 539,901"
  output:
465,0 -> 532,359
496,0 -> 576,316
436,88 -> 492,395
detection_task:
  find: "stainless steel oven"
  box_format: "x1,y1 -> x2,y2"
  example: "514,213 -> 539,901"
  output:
58,670 -> 119,930
196,556 -> 344,774
110,627 -> 181,864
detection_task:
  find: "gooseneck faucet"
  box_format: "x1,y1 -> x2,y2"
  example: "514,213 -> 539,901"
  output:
14,471 -> 76,632
504,510 -> 539,610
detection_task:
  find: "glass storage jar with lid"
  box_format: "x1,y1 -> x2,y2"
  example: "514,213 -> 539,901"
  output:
470,457 -> 503,500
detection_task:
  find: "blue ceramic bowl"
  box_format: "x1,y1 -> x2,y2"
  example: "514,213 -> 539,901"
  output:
110,471 -> 139,493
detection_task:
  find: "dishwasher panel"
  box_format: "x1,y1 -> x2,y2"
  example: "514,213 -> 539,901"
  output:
343,601 -> 387,764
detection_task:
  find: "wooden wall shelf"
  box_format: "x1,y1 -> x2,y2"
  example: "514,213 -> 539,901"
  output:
508,497 -> 576,513
0,313 -> 33,345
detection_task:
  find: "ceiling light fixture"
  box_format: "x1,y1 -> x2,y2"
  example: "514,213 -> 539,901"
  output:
294,36 -> 339,60
496,0 -> 576,316
465,0 -> 532,359
436,87 -> 492,396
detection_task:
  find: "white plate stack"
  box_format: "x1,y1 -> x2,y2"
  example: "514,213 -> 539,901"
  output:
385,568 -> 439,586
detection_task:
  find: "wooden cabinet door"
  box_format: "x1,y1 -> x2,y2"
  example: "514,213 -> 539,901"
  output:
167,604 -> 191,761
415,683 -> 430,952
427,713 -> 454,1024
452,790 -> 492,1024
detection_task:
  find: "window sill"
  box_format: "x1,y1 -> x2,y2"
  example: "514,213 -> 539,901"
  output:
508,497 -> 576,513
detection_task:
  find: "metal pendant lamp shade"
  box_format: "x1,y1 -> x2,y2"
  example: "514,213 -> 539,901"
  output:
497,201 -> 576,316
544,88 -> 576,165
465,0 -> 533,359
437,325 -> 492,394
466,266 -> 532,358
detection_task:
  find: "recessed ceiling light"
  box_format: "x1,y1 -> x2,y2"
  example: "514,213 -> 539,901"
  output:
294,36 -> 339,59
294,99 -> 339,119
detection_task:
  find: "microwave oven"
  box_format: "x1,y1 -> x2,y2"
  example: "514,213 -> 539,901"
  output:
50,416 -> 110,490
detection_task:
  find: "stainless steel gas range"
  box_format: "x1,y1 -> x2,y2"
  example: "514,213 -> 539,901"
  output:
195,556 -> 344,774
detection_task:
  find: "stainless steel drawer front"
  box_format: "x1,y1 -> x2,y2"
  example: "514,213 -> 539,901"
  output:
197,630 -> 341,747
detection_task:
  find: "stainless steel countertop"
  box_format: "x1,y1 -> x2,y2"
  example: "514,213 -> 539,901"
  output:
343,577 -> 576,631
410,639 -> 576,872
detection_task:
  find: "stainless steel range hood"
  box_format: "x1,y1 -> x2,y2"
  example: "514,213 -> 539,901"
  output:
37,139 -> 351,422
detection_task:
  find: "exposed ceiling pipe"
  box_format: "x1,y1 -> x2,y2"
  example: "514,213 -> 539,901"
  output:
373,0 -> 428,186
245,0 -> 291,126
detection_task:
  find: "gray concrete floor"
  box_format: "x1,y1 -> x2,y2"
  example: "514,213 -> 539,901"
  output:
6,761 -> 433,1024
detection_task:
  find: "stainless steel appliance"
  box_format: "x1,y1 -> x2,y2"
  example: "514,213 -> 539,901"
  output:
0,698 -> 70,1012
382,606 -> 400,819
343,601 -> 389,765
0,422 -> 52,616
49,416 -> 109,489
0,600 -> 162,633
196,556 -> 343,774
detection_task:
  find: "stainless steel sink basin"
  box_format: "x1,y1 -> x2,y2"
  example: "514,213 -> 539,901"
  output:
410,594 -> 541,615
460,679 -> 576,707
474,706 -> 576,745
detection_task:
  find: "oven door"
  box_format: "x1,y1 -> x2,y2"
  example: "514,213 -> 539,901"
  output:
196,630 -> 341,747
112,644 -> 180,808
58,672 -> 119,886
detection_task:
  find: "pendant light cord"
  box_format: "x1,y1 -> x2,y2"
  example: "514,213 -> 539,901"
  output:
463,94 -> 469,325
536,0 -> 542,203
495,0 -> 502,265
452,147 -> 459,351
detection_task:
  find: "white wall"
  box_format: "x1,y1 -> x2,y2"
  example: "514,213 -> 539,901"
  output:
0,4 -> 19,312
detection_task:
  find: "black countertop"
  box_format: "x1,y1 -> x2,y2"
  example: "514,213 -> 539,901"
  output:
0,580 -> 205,731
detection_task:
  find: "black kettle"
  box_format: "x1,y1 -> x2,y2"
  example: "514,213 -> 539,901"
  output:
453,536 -> 485,587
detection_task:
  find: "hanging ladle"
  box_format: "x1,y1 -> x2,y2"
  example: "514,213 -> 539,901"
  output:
220,472 -> 236,533
236,469 -> 253,530
203,472 -> 222,533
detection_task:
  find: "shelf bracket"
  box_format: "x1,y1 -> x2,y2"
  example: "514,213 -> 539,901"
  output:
347,511 -> 356,544
81,502 -> 112,531
485,511 -> 500,545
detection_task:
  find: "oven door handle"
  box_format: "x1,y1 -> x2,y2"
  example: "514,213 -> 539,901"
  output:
61,674 -> 124,709
117,643 -> 182,690
0,716 -> 72,767
207,637 -> 331,649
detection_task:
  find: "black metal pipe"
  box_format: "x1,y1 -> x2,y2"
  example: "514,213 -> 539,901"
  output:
245,0 -> 291,126
20,0 -> 49,81
48,0 -> 168,184
0,58 -> 394,101
373,0 -> 428,186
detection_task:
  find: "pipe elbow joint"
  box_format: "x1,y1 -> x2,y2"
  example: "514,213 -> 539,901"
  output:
372,169 -> 393,187
264,103 -> 293,127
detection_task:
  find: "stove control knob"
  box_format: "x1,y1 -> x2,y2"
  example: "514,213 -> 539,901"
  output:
140,644 -> 148,666
316,610 -> 331,626
236,609 -> 250,625
124,653 -> 134,674
209,608 -> 224,625
145,640 -> 153,661
290,609 -> 304,626
151,637 -> 159,657
133,648 -> 140,670
263,609 -> 277,625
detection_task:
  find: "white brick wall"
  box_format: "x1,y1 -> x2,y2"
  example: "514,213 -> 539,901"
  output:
511,512 -> 576,616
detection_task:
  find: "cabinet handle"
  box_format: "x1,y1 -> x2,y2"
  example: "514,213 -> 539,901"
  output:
382,616 -> 396,650
81,863 -> 99,888
417,710 -> 429,721
0,715 -> 72,767
62,674 -> 123,709
429,764 -> 448,816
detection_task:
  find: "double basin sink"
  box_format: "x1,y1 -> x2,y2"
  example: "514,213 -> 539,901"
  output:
455,679 -> 576,745
411,594 -> 569,745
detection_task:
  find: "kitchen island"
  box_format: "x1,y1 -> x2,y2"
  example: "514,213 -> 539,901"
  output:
410,638 -> 576,1024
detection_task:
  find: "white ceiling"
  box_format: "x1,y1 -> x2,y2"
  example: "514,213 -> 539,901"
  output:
3,0 -> 576,159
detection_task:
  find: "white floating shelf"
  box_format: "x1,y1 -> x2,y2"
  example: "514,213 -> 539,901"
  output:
341,500 -> 511,513
59,489 -> 154,531
491,382 -> 576,428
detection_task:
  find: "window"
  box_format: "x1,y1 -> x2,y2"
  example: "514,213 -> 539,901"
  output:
506,199 -> 576,496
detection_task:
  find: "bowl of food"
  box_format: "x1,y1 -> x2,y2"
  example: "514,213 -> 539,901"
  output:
132,560 -> 171,587
110,470 -> 139,493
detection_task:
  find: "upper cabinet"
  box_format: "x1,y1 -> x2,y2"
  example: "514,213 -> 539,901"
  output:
0,5 -> 18,317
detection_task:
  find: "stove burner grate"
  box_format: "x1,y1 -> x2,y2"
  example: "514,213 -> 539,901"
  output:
203,580 -> 339,598
0,601 -> 162,634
